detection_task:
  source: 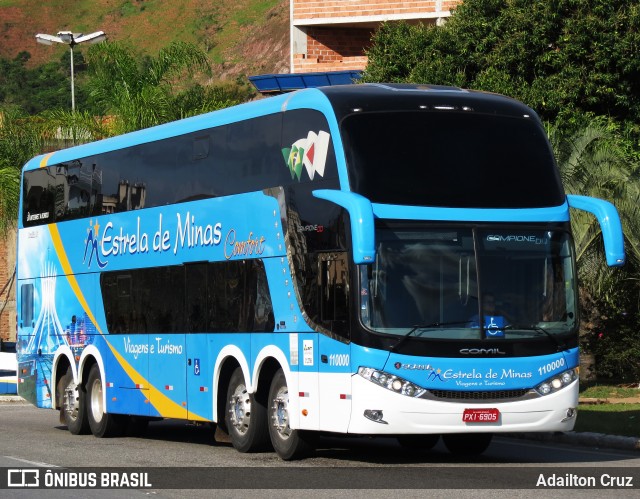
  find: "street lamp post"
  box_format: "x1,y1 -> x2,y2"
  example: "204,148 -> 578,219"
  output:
35,30 -> 107,112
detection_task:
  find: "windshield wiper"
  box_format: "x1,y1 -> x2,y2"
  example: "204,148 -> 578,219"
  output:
391,321 -> 469,353
503,324 -> 567,351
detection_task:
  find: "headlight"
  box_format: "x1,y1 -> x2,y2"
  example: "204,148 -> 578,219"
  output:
358,367 -> 426,398
535,369 -> 577,396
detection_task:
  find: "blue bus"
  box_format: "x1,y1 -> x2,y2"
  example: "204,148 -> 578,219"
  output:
17,84 -> 625,459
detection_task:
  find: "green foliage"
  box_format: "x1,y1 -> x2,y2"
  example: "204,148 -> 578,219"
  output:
0,51 -> 91,114
363,0 -> 640,134
0,109 -> 45,232
575,404 -> 640,438
85,41 -> 212,133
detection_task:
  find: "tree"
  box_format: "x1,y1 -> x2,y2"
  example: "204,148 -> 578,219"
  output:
0,51 -> 91,115
363,0 -> 640,134
549,123 -> 640,379
0,109 -> 47,233
84,41 -> 217,134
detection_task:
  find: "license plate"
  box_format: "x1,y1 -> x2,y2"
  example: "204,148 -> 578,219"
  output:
462,408 -> 500,423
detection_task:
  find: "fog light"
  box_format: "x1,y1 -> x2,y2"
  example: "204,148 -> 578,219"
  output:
364,409 -> 388,424
562,407 -> 577,422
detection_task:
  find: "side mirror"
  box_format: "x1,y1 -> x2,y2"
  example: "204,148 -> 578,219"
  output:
312,190 -> 375,264
567,194 -> 625,267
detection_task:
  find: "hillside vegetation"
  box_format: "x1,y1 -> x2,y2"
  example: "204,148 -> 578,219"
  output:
0,0 -> 289,79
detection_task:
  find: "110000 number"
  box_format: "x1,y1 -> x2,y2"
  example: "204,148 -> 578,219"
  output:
328,354 -> 350,367
538,358 -> 565,376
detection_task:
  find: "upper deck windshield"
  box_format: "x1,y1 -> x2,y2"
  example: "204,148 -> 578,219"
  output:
341,111 -> 565,208
360,226 -> 577,340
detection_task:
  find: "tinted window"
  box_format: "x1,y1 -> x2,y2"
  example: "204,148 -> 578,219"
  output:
101,260 -> 274,334
23,110 -> 340,226
342,111 -> 564,208
20,283 -> 34,326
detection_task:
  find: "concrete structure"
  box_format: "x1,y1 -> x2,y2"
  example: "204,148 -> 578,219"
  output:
290,0 -> 462,73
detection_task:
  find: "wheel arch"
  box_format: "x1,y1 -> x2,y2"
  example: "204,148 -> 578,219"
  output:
78,345 -> 105,410
52,347 -> 75,410
253,345 -> 297,429
212,345 -> 249,424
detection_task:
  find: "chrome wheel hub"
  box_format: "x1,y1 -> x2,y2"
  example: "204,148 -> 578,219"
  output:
229,384 -> 251,435
271,386 -> 291,439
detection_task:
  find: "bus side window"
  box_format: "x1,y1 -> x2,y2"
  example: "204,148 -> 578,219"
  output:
252,260 -> 275,332
21,283 -> 34,327
23,168 -> 55,226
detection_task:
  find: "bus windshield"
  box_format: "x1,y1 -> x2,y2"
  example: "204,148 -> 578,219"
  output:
360,226 -> 577,340
341,111 -> 565,208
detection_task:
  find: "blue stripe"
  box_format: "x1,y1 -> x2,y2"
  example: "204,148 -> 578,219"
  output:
372,202 -> 570,223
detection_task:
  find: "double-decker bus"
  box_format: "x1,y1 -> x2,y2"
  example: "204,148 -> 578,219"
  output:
17,84 -> 624,459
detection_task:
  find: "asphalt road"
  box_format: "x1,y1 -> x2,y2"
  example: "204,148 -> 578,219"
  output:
0,400 -> 638,498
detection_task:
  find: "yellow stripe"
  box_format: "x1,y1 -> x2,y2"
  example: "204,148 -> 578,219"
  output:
48,224 -> 103,335
106,342 -> 207,421
47,223 -> 207,421
39,153 -> 55,168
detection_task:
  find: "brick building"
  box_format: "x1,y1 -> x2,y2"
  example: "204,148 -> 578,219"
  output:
291,0 -> 463,73
0,232 -> 16,343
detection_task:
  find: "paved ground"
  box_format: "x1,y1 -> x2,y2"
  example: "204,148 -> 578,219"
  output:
2,394 -> 638,452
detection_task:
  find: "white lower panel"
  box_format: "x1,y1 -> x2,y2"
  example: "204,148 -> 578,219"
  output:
348,375 -> 578,435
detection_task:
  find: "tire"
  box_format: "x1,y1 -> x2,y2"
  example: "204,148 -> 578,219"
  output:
56,366 -> 89,435
225,367 -> 269,452
268,369 -> 316,460
396,434 -> 440,451
442,433 -> 493,456
86,364 -> 125,438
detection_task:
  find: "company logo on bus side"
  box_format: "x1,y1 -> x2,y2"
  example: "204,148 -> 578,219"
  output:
82,213 -> 224,270
282,130 -> 330,181
83,219 -> 108,269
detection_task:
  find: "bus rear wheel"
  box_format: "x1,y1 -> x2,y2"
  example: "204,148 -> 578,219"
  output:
86,364 -> 125,438
57,366 -> 89,435
268,369 -> 315,460
442,433 -> 492,456
225,367 -> 269,452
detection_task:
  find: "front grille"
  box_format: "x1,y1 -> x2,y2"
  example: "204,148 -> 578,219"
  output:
426,388 -> 533,402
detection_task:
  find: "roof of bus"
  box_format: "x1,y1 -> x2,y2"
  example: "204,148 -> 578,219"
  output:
24,83 -> 539,172
316,83 -> 539,122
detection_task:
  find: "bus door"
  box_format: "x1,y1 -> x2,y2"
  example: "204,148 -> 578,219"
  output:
103,272 -> 150,417
148,332 -> 187,419
184,263 -> 211,421
316,253 -> 352,433
17,278 -> 37,405
107,334 -> 150,416
147,263 -> 189,419
186,334 -> 211,421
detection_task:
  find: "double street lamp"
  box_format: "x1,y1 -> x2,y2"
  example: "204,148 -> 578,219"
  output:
35,30 -> 107,111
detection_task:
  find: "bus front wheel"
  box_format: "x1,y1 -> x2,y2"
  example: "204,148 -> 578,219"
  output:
57,366 -> 89,435
225,367 -> 269,452
268,369 -> 315,460
86,364 -> 125,438
442,433 -> 493,456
